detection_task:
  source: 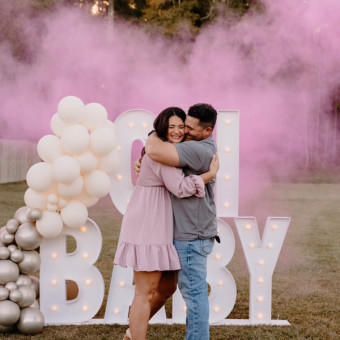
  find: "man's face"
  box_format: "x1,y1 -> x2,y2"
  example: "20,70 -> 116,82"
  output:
184,116 -> 207,141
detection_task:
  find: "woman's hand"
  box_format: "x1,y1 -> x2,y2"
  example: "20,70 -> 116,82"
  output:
134,158 -> 142,178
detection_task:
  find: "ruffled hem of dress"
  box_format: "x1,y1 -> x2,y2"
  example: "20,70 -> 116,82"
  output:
114,241 -> 181,272
189,174 -> 205,197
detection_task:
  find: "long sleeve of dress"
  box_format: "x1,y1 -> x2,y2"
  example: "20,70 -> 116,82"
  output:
153,162 -> 205,198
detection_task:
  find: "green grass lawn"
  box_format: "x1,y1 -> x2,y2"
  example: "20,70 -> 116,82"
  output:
0,182 -> 339,339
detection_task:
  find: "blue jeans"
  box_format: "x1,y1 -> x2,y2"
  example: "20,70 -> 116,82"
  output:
174,238 -> 214,340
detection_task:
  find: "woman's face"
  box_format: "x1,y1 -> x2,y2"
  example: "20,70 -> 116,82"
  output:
167,115 -> 185,143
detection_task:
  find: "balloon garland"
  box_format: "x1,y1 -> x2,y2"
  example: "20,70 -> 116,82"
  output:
0,96 -> 119,334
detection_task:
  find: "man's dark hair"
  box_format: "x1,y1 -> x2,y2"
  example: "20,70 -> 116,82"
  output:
187,103 -> 217,129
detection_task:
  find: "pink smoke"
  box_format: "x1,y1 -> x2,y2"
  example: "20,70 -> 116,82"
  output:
1,0 -> 339,214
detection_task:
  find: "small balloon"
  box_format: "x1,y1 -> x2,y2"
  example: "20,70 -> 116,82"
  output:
75,150 -> 98,175
0,300 -> 20,326
10,249 -> 24,263
47,193 -> 59,204
15,222 -> 43,250
7,245 -> 17,252
24,189 -> 47,211
36,211 -> 63,238
0,286 -> 9,301
57,176 -> 83,199
5,219 -> 20,234
9,289 -> 23,303
30,277 -> 40,299
2,232 -> 14,245
18,286 -> 36,308
16,274 -> 32,287
30,300 -> 40,309
26,208 -> 42,222
0,247 -> 10,260
16,307 -> 44,335
14,207 -> 29,221
5,282 -> 17,292
0,261 -> 19,285
18,251 -> 41,275
37,134 -> 64,163
50,113 -> 67,137
74,189 -> 99,208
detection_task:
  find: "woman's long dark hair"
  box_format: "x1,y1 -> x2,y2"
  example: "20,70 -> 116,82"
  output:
141,107 -> 186,157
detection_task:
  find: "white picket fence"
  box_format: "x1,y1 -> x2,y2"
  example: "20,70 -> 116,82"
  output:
0,139 -> 40,184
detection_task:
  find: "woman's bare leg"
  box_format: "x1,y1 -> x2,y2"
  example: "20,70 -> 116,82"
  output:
149,270 -> 178,319
129,271 -> 162,340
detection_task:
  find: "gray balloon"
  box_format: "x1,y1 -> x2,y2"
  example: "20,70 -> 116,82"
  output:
5,219 -> 20,234
16,274 -> 32,287
0,300 -> 20,326
2,232 -> 14,245
26,208 -> 42,222
9,289 -> 23,303
7,245 -> 17,252
5,282 -> 17,292
10,249 -> 24,263
15,223 -> 42,251
0,247 -> 10,260
0,260 -> 19,285
0,323 -> 14,333
18,250 -> 41,275
18,285 -> 36,308
14,206 -> 29,224
30,276 -> 40,299
16,307 -> 44,335
0,286 -> 9,301
30,300 -> 40,309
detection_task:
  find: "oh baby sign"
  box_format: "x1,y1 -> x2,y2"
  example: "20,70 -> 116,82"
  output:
39,110 -> 290,326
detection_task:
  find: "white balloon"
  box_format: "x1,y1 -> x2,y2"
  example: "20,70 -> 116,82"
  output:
47,193 -> 59,205
24,189 -> 46,211
61,201 -> 88,229
47,204 -> 57,212
89,127 -> 117,156
57,96 -> 85,124
37,135 -> 63,163
57,176 -> 83,199
50,113 -> 67,137
58,198 -> 68,209
74,189 -> 99,208
82,103 -> 108,131
84,170 -> 111,198
61,124 -> 90,155
52,155 -> 80,184
97,150 -> 120,174
36,211 -> 63,238
26,162 -> 54,192
105,119 -> 116,133
75,150 -> 98,175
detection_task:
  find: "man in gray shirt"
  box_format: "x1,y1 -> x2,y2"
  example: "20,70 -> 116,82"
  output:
145,103 -> 218,340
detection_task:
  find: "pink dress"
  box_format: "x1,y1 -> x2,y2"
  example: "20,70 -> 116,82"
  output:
114,154 -> 205,272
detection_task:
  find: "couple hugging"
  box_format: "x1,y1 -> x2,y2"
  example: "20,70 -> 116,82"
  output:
114,103 -> 219,340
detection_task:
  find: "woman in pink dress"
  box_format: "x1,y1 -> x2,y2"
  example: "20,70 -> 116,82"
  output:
114,107 -> 218,340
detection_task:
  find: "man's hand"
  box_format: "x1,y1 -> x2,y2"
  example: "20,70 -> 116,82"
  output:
134,158 -> 141,177
209,154 -> 219,177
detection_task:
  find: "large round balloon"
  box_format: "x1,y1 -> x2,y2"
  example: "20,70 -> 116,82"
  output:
16,274 -> 32,287
37,135 -> 64,163
57,96 -> 85,124
57,176 -> 83,199
36,211 -> 63,238
97,149 -> 120,173
0,260 -> 19,284
84,170 -> 111,198
52,155 -> 80,184
16,307 -> 44,335
82,103 -> 108,131
26,162 -> 54,192
24,189 -> 47,211
61,124 -> 90,155
50,113 -> 67,137
18,251 -> 41,275
15,223 -> 42,250
0,300 -> 20,326
89,127 -> 117,155
18,285 -> 36,308
61,201 -> 88,229
6,219 -> 20,234
75,150 -> 98,175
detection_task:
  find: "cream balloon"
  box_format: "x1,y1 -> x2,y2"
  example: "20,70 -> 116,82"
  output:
61,124 -> 90,155
36,211 -> 63,238
89,127 -> 117,155
16,307 -> 44,335
75,150 -> 98,175
18,251 -> 41,275
61,201 -> 88,229
37,135 -> 63,163
74,189 -> 100,208
105,119 -> 116,132
47,193 -> 59,204
0,300 -> 20,326
50,113 -> 67,137
57,176 -> 83,199
97,149 -> 120,174
84,170 -> 111,198
57,96 -> 85,124
26,162 -> 54,192
52,155 -> 80,184
82,103 -> 108,131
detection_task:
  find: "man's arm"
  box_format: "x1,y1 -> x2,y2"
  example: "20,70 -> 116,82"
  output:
144,132 -> 180,166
